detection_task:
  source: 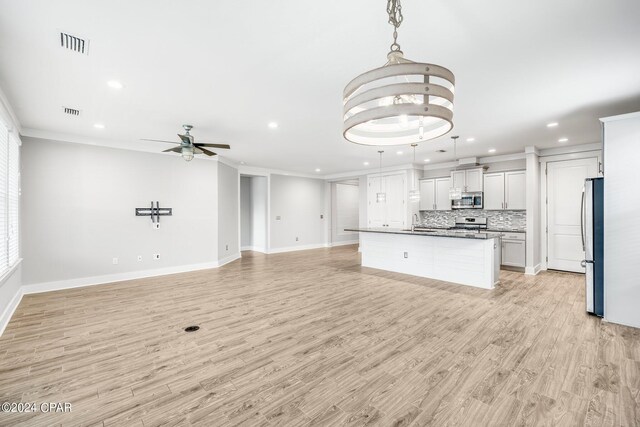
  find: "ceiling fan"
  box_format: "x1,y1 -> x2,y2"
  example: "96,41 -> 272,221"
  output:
142,124 -> 230,162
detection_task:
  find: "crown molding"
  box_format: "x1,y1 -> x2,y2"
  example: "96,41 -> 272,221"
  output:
538,142 -> 602,157
0,85 -> 21,134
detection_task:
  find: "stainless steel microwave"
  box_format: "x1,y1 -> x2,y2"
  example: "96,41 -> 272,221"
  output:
451,192 -> 483,209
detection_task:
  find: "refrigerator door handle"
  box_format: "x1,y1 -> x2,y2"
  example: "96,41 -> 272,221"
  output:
580,188 -> 586,251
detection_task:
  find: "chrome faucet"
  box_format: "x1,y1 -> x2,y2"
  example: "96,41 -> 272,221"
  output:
412,213 -> 420,231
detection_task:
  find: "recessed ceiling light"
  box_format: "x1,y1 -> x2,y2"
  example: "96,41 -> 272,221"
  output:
268,122 -> 278,129
466,137 -> 475,142
107,80 -> 123,89
488,148 -> 496,153
547,122 -> 559,128
315,168 -> 321,172
396,151 -> 403,155
424,158 -> 431,162
93,123 -> 105,129
558,137 -> 568,143
363,161 -> 369,166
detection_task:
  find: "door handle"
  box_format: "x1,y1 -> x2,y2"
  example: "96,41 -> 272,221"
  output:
580,189 -> 586,251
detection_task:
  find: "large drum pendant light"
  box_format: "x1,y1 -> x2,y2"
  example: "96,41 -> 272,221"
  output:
343,0 -> 455,146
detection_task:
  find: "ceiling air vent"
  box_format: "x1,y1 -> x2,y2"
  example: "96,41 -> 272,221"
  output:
62,106 -> 81,116
60,31 -> 89,55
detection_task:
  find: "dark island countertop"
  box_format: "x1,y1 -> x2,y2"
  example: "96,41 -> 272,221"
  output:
344,227 -> 504,240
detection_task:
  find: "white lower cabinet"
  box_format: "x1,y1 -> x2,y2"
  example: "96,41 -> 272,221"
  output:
501,232 -> 526,268
419,177 -> 451,211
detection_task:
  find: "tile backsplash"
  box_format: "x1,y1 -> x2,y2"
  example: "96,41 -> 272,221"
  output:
420,210 -> 526,231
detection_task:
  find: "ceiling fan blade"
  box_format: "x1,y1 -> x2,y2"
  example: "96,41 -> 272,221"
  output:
162,147 -> 182,153
178,133 -> 193,144
194,143 -> 231,149
141,138 -> 179,144
198,147 -> 217,156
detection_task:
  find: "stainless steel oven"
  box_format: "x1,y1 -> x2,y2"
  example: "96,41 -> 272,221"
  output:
451,192 -> 483,209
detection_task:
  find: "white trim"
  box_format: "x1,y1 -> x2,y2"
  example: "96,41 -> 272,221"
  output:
238,165 -> 320,180
217,253 -> 241,267
267,243 -> 329,254
330,240 -> 359,247
538,142 -> 602,157
525,263 -> 542,276
0,258 -> 21,287
478,152 -> 526,163
0,285 -> 22,337
423,160 -> 458,171
323,164 -> 415,181
0,86 -> 21,134
600,111 -> 640,123
241,245 -> 267,253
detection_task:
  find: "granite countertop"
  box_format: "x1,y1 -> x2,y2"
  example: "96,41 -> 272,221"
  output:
344,227 -> 504,240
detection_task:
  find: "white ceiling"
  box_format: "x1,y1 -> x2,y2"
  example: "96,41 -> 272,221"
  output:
1,0 -> 639,175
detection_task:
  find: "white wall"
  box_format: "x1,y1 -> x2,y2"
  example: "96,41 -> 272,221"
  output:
217,162 -> 239,262
240,175 -> 267,252
251,176 -> 267,251
240,176 -> 252,248
331,182 -> 359,245
21,138 -> 220,285
602,112 -> 640,328
270,174 -> 326,251
525,147 -> 541,274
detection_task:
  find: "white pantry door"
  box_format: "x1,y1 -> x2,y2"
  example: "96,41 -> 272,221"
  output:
385,174 -> 406,228
547,158 -> 598,272
368,176 -> 386,227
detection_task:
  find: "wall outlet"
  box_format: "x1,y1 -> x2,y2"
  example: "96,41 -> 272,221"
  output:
404,252 -> 408,259
153,254 -> 160,260
152,223 -> 160,229
137,255 -> 143,262
320,214 -> 324,219
112,257 -> 119,265
295,237 -> 299,241
276,215 -> 281,220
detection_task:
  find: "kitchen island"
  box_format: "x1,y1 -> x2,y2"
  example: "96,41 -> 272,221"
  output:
346,228 -> 503,289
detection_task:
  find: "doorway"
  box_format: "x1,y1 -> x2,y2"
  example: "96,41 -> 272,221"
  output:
240,175 -> 268,252
331,180 -> 360,246
546,157 -> 599,272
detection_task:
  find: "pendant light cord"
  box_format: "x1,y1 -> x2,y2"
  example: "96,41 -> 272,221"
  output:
378,150 -> 384,192
387,0 -> 404,53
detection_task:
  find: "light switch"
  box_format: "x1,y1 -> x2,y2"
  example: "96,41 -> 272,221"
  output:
404,252 -> 408,259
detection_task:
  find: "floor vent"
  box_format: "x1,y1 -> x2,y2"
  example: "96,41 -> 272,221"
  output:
62,106 -> 81,116
184,326 -> 200,333
60,31 -> 89,55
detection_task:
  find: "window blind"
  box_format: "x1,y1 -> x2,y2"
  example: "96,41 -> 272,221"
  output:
0,120 -> 8,276
8,136 -> 19,266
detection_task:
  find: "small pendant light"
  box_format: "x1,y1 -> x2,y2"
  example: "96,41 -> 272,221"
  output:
408,143 -> 421,202
376,150 -> 386,203
449,136 -> 462,200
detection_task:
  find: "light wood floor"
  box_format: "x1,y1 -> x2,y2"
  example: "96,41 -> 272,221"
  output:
1,245 -> 638,426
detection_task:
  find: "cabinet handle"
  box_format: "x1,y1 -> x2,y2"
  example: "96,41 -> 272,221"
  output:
505,202 -> 507,209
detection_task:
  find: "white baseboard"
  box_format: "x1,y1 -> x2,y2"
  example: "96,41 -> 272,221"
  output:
241,246 -> 267,253
1,256 -> 243,337
329,240 -> 359,247
0,287 -> 23,337
268,243 -> 330,254
525,263 -> 542,276
218,253 -> 241,267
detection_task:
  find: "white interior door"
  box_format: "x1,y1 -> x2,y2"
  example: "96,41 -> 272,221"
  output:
385,174 -> 406,228
547,158 -> 598,272
368,176 -> 385,227
435,178 -> 451,210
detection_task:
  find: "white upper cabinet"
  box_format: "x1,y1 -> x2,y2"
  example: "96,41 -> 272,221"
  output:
419,179 -> 435,211
368,173 -> 406,227
419,177 -> 451,211
505,171 -> 526,210
451,170 -> 466,192
435,178 -> 452,211
483,170 -> 526,210
450,168 -> 483,192
465,169 -> 483,192
483,173 -> 505,210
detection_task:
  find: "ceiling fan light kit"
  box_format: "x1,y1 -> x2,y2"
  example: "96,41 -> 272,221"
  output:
343,0 -> 455,146
142,124 -> 231,162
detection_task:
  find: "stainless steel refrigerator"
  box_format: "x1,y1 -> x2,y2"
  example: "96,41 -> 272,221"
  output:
581,177 -> 604,316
